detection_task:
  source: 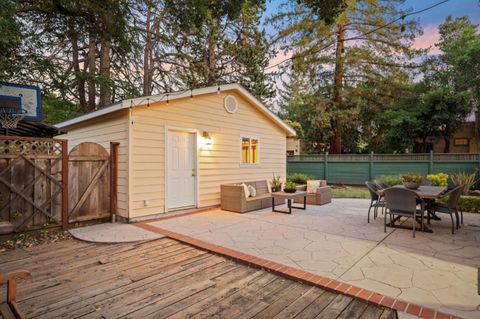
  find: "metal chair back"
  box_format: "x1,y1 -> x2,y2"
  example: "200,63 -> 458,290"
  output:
421,178 -> 432,186
383,187 -> 418,214
374,180 -> 388,190
365,181 -> 379,201
446,185 -> 463,210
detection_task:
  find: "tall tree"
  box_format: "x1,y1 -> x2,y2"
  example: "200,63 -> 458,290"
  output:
11,0 -> 135,113
270,0 -> 422,153
163,0 -> 274,101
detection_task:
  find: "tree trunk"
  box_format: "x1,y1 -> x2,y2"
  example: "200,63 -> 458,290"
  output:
205,11 -> 218,86
143,1 -> 153,96
71,32 -> 86,111
329,23 -> 345,154
99,39 -> 111,107
87,32 -> 97,112
443,135 -> 451,153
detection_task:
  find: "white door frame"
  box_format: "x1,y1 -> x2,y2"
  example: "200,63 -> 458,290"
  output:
164,126 -> 200,212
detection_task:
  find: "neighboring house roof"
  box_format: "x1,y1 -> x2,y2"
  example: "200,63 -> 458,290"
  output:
55,83 -> 296,136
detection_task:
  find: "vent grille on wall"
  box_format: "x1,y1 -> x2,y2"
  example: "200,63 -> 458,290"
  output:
224,95 -> 238,114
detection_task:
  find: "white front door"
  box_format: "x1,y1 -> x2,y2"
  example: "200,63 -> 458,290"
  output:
167,131 -> 196,209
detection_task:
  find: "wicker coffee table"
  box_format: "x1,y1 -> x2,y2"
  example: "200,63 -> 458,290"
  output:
271,191 -> 307,214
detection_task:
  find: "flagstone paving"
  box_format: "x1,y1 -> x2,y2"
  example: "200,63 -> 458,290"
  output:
146,199 -> 480,318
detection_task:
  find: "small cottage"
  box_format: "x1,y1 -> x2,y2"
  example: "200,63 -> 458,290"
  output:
56,84 -> 295,221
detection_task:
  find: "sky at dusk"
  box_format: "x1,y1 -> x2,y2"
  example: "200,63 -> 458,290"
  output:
262,0 -> 480,57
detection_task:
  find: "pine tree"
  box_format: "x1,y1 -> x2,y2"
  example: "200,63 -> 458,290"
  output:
270,0 -> 422,153
163,0 -> 274,101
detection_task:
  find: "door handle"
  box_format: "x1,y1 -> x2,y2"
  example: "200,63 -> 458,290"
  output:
192,169 -> 196,177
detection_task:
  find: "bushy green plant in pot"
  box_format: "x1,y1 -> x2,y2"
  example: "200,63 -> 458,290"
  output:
283,181 -> 297,193
401,173 -> 423,190
271,173 -> 282,192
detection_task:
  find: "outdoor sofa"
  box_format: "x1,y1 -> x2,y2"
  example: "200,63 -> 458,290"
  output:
221,180 -> 276,213
295,180 -> 332,206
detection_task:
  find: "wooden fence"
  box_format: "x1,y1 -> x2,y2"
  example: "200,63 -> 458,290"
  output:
287,152 -> 480,185
0,137 -> 118,234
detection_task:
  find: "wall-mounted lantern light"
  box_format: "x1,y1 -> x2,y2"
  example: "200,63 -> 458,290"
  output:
200,131 -> 213,149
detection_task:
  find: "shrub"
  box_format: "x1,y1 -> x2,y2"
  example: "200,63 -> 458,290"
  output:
379,175 -> 402,187
451,172 -> 477,195
427,173 -> 449,187
440,195 -> 480,213
284,181 -> 297,190
458,196 -> 480,213
287,173 -> 310,185
401,173 -> 423,184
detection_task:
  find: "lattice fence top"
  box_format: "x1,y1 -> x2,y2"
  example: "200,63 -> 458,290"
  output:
0,136 -> 63,157
288,153 -> 480,162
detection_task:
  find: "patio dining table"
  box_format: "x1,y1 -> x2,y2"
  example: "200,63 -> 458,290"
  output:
378,185 -> 447,233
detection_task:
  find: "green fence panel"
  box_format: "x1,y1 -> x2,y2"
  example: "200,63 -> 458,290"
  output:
433,162 -> 477,175
287,153 -> 479,185
372,162 -> 430,180
287,161 -> 325,179
328,162 -> 369,184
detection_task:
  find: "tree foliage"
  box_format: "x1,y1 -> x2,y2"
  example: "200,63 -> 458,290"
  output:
271,0 -> 422,153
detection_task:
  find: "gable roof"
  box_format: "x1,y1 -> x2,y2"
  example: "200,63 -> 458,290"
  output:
55,83 -> 296,136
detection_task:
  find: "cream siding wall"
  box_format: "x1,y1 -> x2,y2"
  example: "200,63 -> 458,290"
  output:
130,90 -> 287,218
57,111 -> 129,217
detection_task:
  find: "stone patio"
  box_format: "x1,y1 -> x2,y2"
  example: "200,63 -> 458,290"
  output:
144,199 -> 480,319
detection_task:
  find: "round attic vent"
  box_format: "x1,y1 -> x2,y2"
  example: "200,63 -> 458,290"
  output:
224,95 -> 238,114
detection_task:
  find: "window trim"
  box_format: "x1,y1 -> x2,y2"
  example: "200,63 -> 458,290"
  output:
240,135 -> 260,166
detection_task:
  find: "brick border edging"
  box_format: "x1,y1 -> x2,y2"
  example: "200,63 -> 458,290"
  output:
135,222 -> 460,319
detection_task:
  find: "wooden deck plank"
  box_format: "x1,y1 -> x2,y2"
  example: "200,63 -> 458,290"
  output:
0,237 -> 396,319
272,287 -> 325,319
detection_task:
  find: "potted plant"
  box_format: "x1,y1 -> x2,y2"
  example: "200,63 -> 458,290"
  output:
271,173 -> 282,192
283,181 -> 297,193
401,173 -> 423,190
427,173 -> 449,187
287,173 -> 310,191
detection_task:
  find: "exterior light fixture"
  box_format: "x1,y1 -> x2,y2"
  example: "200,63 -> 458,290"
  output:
201,131 -> 212,146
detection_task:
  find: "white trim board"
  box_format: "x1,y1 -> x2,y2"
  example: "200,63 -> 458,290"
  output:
55,83 -> 296,137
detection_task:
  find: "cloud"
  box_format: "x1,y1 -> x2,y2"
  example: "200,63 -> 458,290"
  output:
413,24 -> 441,55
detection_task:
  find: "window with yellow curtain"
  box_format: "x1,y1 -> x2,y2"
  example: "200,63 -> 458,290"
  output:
241,137 -> 259,164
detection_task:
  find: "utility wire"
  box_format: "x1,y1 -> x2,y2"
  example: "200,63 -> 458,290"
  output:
264,0 -> 450,71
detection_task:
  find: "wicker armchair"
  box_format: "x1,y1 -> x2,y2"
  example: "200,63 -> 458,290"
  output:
295,180 -> 332,206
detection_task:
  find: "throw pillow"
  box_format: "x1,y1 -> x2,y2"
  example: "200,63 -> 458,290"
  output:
248,185 -> 257,197
241,183 -> 250,199
266,180 -> 272,193
306,180 -> 321,193
320,180 -> 327,187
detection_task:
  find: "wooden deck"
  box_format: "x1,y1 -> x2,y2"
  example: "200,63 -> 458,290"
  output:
0,238 -> 397,319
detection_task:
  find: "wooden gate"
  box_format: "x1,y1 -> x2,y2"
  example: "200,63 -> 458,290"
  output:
68,142 -> 112,223
0,137 -> 66,232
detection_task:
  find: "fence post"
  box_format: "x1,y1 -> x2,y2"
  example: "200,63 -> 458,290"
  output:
369,151 -> 374,181
110,142 -> 119,222
324,152 -> 329,181
429,150 -> 434,174
61,140 -> 68,231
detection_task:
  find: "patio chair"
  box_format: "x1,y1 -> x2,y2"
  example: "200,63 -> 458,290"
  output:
421,178 -> 432,186
426,185 -> 463,234
383,188 -> 425,238
365,182 -> 385,223
373,180 -> 388,190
